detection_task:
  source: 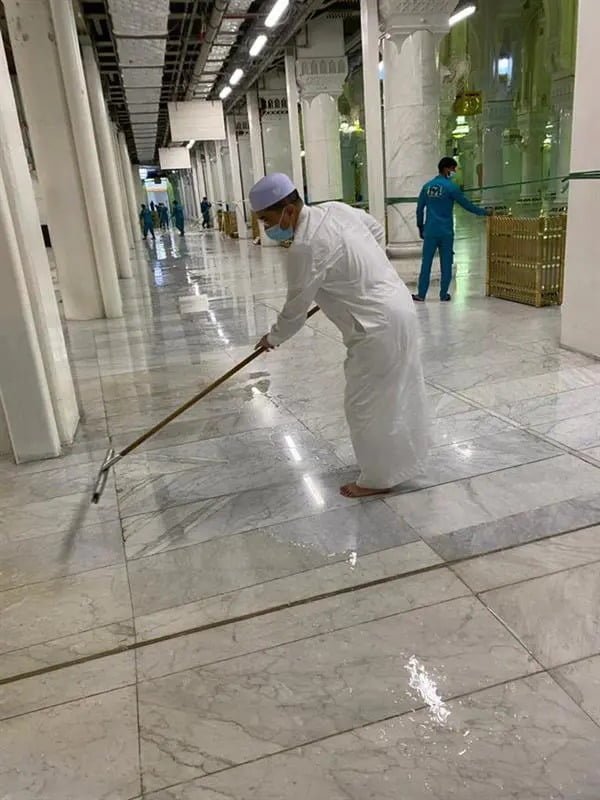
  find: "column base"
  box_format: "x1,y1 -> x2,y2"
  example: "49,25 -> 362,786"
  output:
386,240 -> 423,259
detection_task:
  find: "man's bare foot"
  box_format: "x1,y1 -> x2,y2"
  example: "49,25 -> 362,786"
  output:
340,482 -> 391,498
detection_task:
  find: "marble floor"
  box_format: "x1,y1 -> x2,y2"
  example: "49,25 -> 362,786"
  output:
2,216 -> 600,798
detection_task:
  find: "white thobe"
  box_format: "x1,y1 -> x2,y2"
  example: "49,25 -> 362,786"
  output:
268,202 -> 429,489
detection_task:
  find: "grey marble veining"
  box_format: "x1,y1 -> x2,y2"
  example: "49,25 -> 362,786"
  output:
0,687 -> 140,800
0,520 -> 124,591
138,596 -> 536,790
0,651 -> 135,721
114,426 -> 343,516
136,567 -> 468,681
481,560 -> 600,668
452,525 -> 600,591
149,674 -> 600,800
134,540 -> 441,641
552,655 -> 600,725
386,454 -> 600,541
427,492 -> 600,561
0,564 -> 132,656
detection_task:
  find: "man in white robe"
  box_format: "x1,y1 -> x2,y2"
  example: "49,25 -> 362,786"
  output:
250,173 -> 429,498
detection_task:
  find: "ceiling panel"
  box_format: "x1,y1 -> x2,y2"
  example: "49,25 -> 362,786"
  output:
107,0 -> 169,37
125,88 -> 162,104
116,38 -> 167,68
126,102 -> 160,113
121,68 -> 164,88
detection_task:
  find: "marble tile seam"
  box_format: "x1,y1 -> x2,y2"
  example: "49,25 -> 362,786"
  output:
2,518 -> 600,692
426,377 -> 600,469
134,669 -> 562,798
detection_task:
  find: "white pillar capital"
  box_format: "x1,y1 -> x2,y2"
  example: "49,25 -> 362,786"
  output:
378,0 -> 456,38
296,57 -> 348,103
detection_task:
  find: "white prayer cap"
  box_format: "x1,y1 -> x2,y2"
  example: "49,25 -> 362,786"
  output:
249,173 -> 296,212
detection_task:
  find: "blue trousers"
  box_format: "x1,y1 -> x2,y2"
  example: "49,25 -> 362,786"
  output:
143,221 -> 155,239
418,234 -> 454,299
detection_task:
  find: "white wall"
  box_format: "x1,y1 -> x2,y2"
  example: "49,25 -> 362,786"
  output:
560,0 -> 600,357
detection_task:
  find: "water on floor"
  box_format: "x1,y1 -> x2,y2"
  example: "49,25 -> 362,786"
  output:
1,218 -> 600,798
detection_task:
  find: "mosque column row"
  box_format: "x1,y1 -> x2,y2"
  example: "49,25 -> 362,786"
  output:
0,29 -> 78,460
4,0 -> 123,320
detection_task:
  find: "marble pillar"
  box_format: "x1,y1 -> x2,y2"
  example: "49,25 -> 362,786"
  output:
284,50 -> 304,194
259,71 -> 294,178
47,0 -> 123,314
379,0 -> 456,257
296,18 -> 347,203
82,44 -> 132,278
519,111 -> 547,200
0,31 -> 78,445
360,0 -> 385,227
481,102 -> 513,205
226,115 -> 250,237
237,126 -> 253,203
118,131 -> 141,243
561,0 -> 600,357
551,75 -> 574,200
4,0 -> 109,320
0,166 -> 61,462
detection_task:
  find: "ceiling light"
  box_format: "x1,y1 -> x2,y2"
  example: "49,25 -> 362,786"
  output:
249,34 -> 268,56
186,139 -> 195,150
229,68 -> 244,86
449,2 -> 476,26
219,86 -> 232,99
265,0 -> 289,28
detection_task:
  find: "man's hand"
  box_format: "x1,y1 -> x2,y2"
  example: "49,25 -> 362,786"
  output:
255,334 -> 276,351
418,225 -> 424,240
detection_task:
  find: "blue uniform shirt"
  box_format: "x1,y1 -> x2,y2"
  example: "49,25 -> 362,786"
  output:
417,175 -> 486,237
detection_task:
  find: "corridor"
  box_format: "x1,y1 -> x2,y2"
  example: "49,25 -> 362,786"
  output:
1,223 -> 600,798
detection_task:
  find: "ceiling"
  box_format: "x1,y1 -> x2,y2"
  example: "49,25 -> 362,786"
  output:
79,0 -> 360,164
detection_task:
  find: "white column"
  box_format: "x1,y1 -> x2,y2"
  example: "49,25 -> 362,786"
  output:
237,131 -> 253,200
47,0 -> 122,315
82,44 -> 132,278
300,94 -> 344,202
360,0 -> 385,227
119,133 -> 142,239
203,144 -> 217,217
0,31 -> 78,444
379,0 -> 455,256
4,0 -> 107,320
111,123 -> 135,245
482,102 -> 512,205
284,50 -> 304,194
193,151 -> 207,201
214,141 -> 227,210
561,0 -> 600,357
262,114 -> 293,176
519,111 -> 547,200
190,156 -> 202,219
0,166 -> 61,462
246,87 -> 266,183
551,76 -> 574,200
226,116 -> 249,238
296,18 -> 347,203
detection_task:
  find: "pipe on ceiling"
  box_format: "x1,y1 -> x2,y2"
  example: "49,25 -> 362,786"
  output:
185,0 -> 229,100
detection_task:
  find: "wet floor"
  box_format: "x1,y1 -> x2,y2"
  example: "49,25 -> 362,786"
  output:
1,217 -> 600,798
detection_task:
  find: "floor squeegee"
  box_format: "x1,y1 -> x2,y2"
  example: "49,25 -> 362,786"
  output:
91,306 -> 320,504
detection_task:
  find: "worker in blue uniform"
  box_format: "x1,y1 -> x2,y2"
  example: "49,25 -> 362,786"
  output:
413,157 -> 490,303
139,203 -> 155,241
172,200 -> 185,235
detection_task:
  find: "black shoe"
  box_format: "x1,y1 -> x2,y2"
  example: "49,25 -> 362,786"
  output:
440,294 -> 451,302
412,294 -> 425,303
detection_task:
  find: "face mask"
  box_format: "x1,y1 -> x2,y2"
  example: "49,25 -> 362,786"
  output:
448,170 -> 457,178
265,211 -> 294,242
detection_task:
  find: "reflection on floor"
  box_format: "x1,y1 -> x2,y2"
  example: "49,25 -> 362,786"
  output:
1,218 -> 600,798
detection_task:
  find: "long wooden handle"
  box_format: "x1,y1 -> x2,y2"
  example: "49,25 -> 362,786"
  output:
117,305 -> 320,459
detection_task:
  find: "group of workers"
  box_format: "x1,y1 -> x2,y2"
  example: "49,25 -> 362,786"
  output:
140,196 -> 213,240
249,157 -> 489,498
140,199 -> 186,241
